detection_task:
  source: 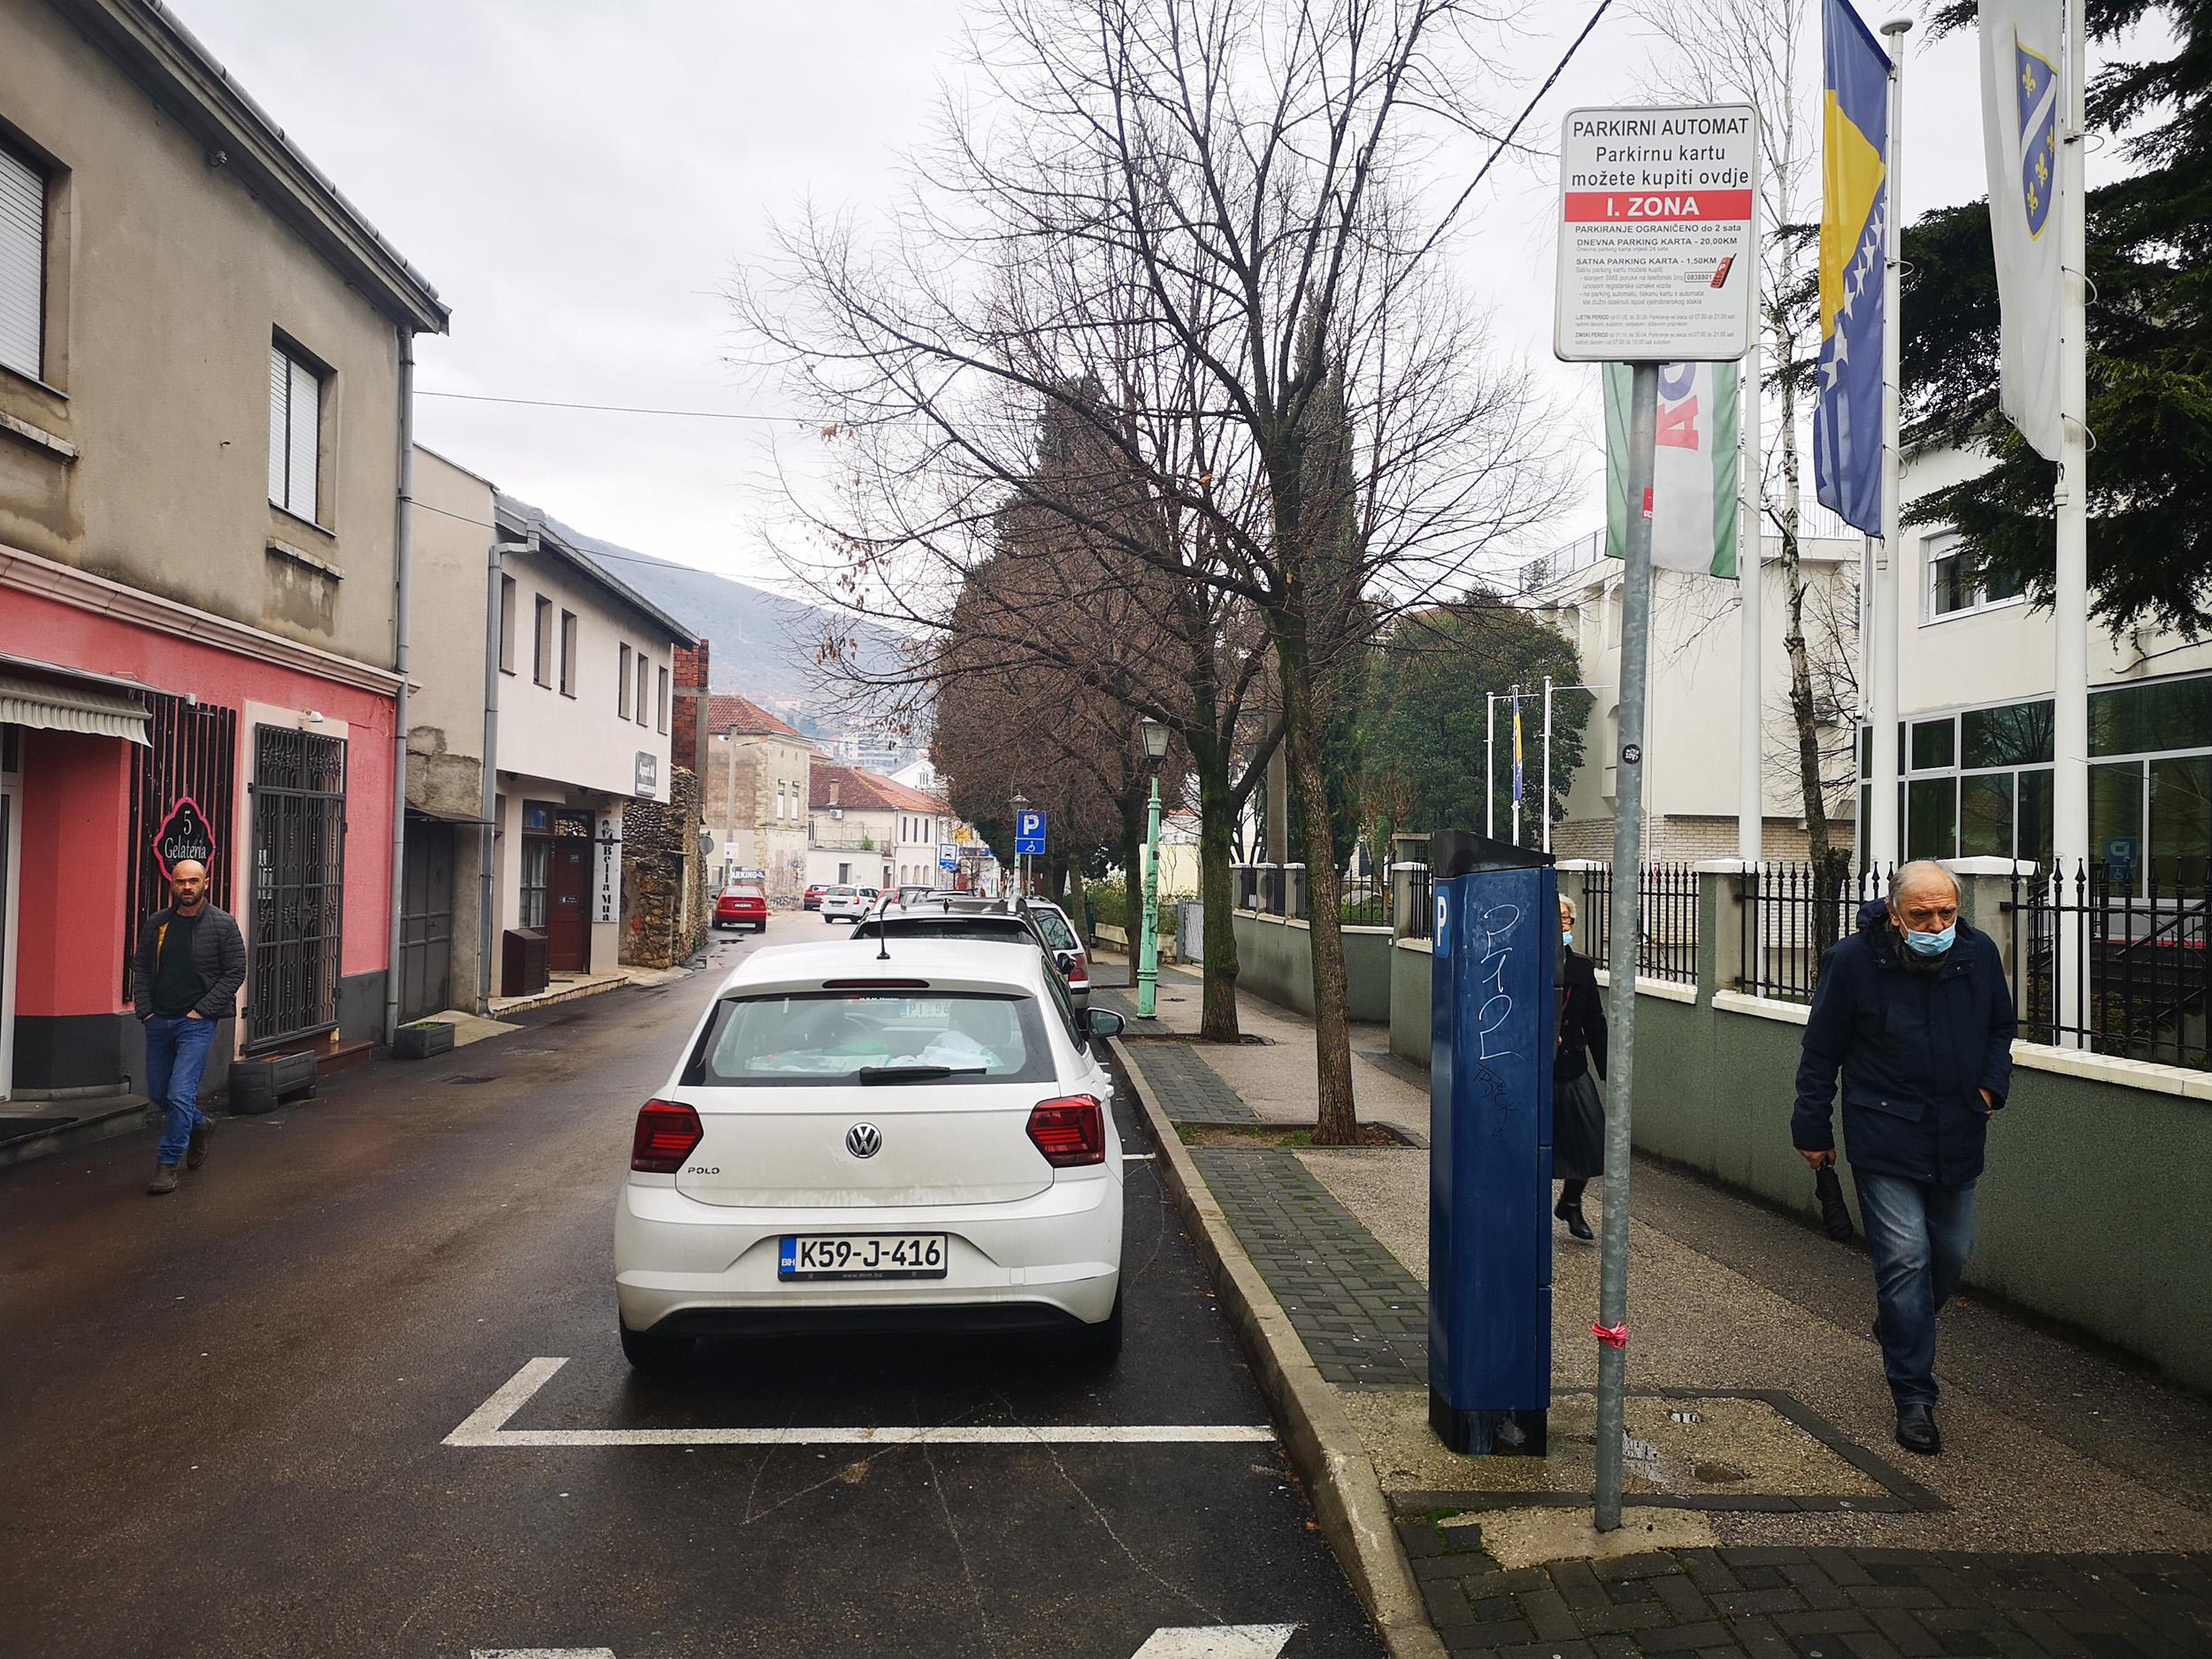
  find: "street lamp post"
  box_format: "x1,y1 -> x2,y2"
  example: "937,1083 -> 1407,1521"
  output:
1136,718 -> 1170,1018
1009,791 -> 1029,899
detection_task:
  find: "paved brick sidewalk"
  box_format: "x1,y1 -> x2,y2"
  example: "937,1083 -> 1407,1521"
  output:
1395,1530 -> 2212,1659
1195,1146 -> 1428,1388
1123,1041 -> 1257,1124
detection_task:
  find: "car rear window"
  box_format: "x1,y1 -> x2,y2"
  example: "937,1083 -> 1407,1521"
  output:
1031,910 -> 1078,950
683,990 -> 1056,1086
853,917 -> 1035,943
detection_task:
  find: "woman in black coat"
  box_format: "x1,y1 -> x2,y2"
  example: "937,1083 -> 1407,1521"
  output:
1554,893 -> 1608,1240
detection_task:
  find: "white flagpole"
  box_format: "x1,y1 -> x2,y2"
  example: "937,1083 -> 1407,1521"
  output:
1869,17 -> 1910,874
1543,675 -> 1555,856
1486,693 -> 1496,839
1739,211 -> 1766,865
2052,0 -> 2090,1041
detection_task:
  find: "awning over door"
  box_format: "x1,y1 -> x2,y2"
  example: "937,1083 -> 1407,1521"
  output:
0,672 -> 152,745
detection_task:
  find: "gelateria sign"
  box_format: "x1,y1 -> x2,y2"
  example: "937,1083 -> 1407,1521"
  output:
152,796 -> 216,879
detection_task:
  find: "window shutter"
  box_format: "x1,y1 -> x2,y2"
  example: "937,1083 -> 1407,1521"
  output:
288,356 -> 319,519
268,346 -> 290,504
0,145 -> 42,380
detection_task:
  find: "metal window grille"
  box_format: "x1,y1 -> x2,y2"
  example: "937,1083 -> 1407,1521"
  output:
1739,856 -> 1878,1004
121,695 -> 239,1002
248,726 -> 346,1049
2006,859 -> 2209,1071
1584,863 -> 1701,986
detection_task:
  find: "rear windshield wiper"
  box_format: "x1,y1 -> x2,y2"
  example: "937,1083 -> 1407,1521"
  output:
856,1064 -> 988,1084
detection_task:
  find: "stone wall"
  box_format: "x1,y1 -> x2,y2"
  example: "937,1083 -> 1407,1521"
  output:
620,766 -> 710,968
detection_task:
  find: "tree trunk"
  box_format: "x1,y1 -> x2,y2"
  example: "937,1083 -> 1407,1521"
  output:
1775,366 -> 1832,867
1121,791 -> 1146,979
1191,727 -> 1243,1041
1271,606 -> 1359,1144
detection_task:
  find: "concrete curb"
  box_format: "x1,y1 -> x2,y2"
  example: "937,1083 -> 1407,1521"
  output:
1110,1038 -> 1448,1659
0,1099 -> 157,1173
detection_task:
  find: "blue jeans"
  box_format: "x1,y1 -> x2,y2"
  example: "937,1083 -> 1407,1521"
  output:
144,1014 -> 218,1167
1855,1169 -> 1978,1408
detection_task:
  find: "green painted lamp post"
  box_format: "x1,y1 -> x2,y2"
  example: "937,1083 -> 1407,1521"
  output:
1136,717 -> 1170,1018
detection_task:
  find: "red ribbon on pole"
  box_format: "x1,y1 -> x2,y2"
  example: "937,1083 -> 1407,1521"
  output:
1593,1322 -> 1628,1349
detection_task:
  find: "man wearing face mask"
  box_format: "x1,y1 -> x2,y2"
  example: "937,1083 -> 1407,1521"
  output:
1793,859 -> 2015,1455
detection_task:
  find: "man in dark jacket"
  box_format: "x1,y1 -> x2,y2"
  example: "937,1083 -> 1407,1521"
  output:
131,859 -> 247,1195
1793,859 -> 2015,1455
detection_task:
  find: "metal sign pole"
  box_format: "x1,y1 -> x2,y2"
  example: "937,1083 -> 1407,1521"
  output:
1594,360 -> 1659,1533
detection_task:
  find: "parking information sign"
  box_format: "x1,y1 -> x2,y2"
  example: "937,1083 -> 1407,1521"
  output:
1554,104 -> 1756,363
1014,810 -> 1047,856
938,842 -> 958,871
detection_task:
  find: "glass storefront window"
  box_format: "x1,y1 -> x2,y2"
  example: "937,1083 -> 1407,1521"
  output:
2090,676 -> 2212,758
1910,718 -> 1955,772
1962,700 -> 2054,768
1907,777 -> 1957,859
2149,756 -> 2211,884
2089,762 -> 2144,880
2016,768 -> 2054,871
1959,773 -> 2014,858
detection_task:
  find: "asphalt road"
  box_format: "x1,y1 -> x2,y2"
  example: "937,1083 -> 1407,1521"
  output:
0,913 -> 1384,1659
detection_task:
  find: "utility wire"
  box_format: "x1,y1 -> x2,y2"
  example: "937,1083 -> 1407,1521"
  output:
1439,0 -> 1618,231
417,388 -> 810,423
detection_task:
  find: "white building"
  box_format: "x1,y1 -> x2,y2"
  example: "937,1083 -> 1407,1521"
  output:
408,453 -> 698,1002
1871,444 -> 2212,877
1528,518 -> 1863,862
703,694 -> 811,897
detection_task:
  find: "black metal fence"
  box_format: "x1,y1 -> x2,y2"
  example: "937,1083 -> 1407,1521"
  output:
1740,856 -> 1880,1005
2006,860 -> 2209,1071
1584,862 -> 1701,985
1338,868 -> 1387,926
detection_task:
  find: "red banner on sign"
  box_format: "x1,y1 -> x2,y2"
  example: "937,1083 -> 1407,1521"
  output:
1562,190 -> 1753,223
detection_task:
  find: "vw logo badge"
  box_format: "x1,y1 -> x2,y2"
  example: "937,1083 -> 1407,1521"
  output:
844,1122 -> 882,1159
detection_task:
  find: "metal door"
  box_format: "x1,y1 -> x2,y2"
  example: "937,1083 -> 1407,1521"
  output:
249,726 -> 346,1049
398,818 -> 454,1021
546,812 -> 593,972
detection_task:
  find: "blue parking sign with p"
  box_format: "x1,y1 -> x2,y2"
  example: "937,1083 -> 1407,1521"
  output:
1015,810 -> 1047,856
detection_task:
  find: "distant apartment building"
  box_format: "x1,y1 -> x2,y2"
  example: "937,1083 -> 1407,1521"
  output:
0,0 -> 446,1097
803,764 -> 956,891
1527,518 -> 1863,863
703,693 -> 811,897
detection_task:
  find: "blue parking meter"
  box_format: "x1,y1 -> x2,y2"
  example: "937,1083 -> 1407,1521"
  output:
1428,833 -> 1555,1455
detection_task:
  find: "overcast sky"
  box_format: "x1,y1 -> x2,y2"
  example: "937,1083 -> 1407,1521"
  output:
171,0 -> 2168,594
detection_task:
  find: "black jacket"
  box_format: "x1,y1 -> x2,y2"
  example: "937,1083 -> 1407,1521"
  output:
1792,900 -> 2016,1186
1555,949 -> 1608,1085
132,902 -> 247,1022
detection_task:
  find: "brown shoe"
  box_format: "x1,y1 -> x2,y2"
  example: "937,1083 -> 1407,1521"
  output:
148,1163 -> 180,1195
187,1117 -> 211,1170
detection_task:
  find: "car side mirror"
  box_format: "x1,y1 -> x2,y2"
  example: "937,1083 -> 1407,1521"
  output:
1087,1008 -> 1125,1039
1055,950 -> 1075,974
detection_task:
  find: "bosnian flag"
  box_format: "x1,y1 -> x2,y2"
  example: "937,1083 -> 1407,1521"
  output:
1604,361 -> 1742,577
1979,0 -> 2064,460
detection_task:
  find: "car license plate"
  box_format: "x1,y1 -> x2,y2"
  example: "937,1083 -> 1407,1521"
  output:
779,1233 -> 949,1280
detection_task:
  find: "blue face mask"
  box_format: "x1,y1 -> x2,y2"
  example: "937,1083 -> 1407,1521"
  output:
1902,923 -> 1955,956
1561,930 -> 1573,949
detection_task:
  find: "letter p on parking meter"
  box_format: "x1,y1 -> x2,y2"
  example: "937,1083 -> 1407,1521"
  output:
1428,832 -> 1555,1455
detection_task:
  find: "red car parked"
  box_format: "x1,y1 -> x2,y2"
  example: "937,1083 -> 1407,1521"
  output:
802,884 -> 827,911
714,882 -> 770,933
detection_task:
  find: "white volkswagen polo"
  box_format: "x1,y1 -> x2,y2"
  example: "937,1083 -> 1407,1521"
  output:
614,939 -> 1126,1370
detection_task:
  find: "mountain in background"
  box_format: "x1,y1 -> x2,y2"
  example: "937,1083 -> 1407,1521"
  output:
523,508 -> 907,732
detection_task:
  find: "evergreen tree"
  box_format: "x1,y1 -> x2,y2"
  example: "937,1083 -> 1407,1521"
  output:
1905,3 -> 2212,636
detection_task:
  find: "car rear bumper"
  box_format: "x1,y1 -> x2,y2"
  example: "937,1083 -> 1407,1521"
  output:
615,1171 -> 1122,1333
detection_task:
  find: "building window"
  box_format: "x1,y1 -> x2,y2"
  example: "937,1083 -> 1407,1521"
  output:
520,838 -> 549,928
498,576 -> 518,674
657,664 -> 669,733
635,651 -> 650,727
0,140 -> 47,381
267,341 -> 325,522
618,643 -> 633,718
1925,533 -> 2026,620
533,595 -> 554,687
559,611 -> 579,697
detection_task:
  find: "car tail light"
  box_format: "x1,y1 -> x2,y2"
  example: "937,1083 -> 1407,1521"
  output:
631,1099 -> 704,1173
1026,1094 -> 1104,1167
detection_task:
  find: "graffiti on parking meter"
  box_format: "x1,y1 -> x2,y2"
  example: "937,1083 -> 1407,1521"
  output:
1471,904 -> 1523,1061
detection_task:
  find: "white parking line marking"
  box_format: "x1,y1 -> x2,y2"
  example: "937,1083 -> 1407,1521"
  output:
443,1360 -> 1276,1448
1132,1626 -> 1299,1658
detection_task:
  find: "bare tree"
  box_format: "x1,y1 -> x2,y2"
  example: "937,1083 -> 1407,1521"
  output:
741,0 -> 1566,1141
1633,0 -> 1845,865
